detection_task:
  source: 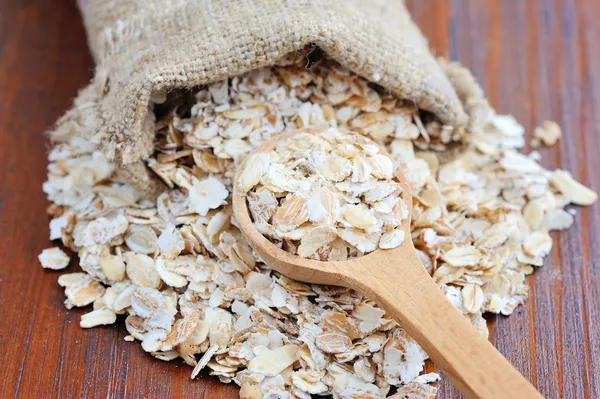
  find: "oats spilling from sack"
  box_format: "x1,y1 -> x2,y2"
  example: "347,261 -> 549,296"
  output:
41,59 -> 596,398
239,128 -> 408,260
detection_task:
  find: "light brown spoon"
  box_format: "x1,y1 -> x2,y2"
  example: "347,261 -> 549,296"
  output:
232,129 -> 542,398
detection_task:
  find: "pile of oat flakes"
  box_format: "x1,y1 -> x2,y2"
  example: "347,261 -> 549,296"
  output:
240,128 -> 408,259
40,59 -> 597,398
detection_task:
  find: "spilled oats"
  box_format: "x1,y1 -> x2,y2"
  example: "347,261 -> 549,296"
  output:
40,59 -> 596,398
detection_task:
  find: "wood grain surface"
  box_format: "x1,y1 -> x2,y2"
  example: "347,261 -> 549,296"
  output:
0,1 -> 598,398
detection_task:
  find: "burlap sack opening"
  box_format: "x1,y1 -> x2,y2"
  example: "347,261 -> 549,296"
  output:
62,0 -> 468,198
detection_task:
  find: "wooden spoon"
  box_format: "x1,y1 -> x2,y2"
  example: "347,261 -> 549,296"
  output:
232,129 -> 542,398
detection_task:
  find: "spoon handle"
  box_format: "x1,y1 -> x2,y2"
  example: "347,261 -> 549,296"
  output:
343,251 -> 542,399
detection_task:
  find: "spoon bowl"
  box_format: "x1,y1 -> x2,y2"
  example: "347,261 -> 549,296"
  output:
232,128 -> 542,399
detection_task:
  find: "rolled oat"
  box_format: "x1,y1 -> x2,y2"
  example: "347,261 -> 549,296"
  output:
241,128 -> 408,260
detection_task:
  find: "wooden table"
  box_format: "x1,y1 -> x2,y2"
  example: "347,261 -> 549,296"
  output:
1,1 -> 598,397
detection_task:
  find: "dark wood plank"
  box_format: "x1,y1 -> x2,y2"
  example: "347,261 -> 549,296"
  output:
575,2 -> 600,397
0,1 -> 598,398
483,0 -> 538,393
0,1 -> 237,398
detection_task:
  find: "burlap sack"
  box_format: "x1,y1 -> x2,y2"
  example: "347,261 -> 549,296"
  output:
61,0 -> 467,198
